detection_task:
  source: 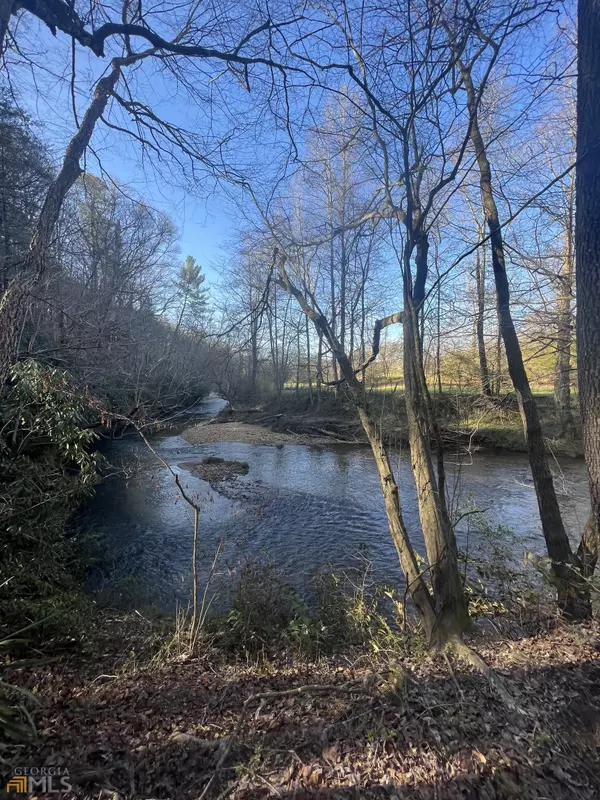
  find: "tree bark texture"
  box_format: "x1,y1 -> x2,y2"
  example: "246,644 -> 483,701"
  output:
576,0 -> 600,578
461,59 -> 590,616
403,291 -> 468,642
475,245 -> 491,396
0,64 -> 122,388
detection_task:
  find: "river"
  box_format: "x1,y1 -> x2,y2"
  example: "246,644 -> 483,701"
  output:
80,397 -> 590,610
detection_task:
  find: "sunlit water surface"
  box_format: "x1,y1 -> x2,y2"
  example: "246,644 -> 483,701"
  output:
80,398 -> 589,609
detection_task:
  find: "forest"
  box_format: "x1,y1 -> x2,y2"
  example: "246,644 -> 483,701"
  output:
0,0 -> 599,797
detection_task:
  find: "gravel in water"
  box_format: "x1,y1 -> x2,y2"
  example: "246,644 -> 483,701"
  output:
180,456 -> 249,487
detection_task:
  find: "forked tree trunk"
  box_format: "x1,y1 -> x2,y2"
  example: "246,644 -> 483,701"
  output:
400,221 -> 468,638
0,64 -> 122,387
403,290 -> 468,642
358,405 -> 437,635
461,60 -> 590,616
274,255 -> 444,640
575,0 -> 600,578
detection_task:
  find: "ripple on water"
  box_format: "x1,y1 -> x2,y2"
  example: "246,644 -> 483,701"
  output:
80,402 -> 590,610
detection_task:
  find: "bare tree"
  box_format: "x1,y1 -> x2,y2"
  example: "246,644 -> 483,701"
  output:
576,0 -> 600,579
454,7 -> 591,616
0,0 -> 305,389
272,249 -> 439,638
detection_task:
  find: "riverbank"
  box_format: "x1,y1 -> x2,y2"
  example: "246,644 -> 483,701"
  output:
10,610 -> 600,798
207,390 -> 583,457
79,398 -> 590,626
183,419 -> 337,447
4,393 -> 593,797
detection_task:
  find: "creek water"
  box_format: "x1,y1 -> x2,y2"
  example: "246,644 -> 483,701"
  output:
81,397 -> 590,610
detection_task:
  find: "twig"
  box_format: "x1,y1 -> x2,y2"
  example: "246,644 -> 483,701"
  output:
197,682 -> 373,799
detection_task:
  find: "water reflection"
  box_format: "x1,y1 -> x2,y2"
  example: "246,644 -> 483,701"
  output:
81,399 -> 590,609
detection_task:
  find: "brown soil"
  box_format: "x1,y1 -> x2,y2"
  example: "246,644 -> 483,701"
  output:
183,420 -> 334,447
204,397 -> 583,457
13,620 -> 600,799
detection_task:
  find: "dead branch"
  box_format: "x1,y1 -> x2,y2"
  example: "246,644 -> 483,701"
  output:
198,682 -> 375,800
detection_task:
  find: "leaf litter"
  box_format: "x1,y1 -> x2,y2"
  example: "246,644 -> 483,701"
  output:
7,618 -> 600,799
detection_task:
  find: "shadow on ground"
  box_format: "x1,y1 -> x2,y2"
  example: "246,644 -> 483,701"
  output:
11,622 -> 600,799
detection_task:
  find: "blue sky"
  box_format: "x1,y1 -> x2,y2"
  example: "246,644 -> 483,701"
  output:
12,16 -> 261,289
8,2 -> 571,308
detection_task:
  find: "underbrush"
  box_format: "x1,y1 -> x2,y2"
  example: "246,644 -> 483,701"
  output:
2,459 -> 591,748
225,387 -> 581,455
191,522 -> 578,665
0,361 -> 106,740
0,361 -> 103,630
457,509 -> 600,628
147,556 -> 432,666
121,522 -> 568,673
2,538 -> 590,750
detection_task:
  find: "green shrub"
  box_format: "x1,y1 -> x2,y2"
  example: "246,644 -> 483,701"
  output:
457,505 -> 552,622
312,565 -> 404,655
216,556 -> 417,661
0,360 -> 103,632
222,560 -> 306,656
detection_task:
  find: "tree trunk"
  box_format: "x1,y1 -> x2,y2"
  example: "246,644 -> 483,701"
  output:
475,244 -> 491,396
554,273 -> 574,434
360,281 -> 367,383
327,175 -> 339,384
274,256 -> 442,640
461,59 -> 590,616
316,330 -> 323,408
554,182 -> 575,434
358,404 -> 437,637
436,279 -> 443,393
295,325 -> 300,396
250,313 -> 259,397
495,321 -> 502,394
305,314 -> 313,402
0,64 -> 122,387
576,0 -> 600,579
403,289 -> 468,643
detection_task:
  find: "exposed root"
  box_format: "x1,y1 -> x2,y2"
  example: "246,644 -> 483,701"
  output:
442,651 -> 464,702
450,637 -> 517,712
